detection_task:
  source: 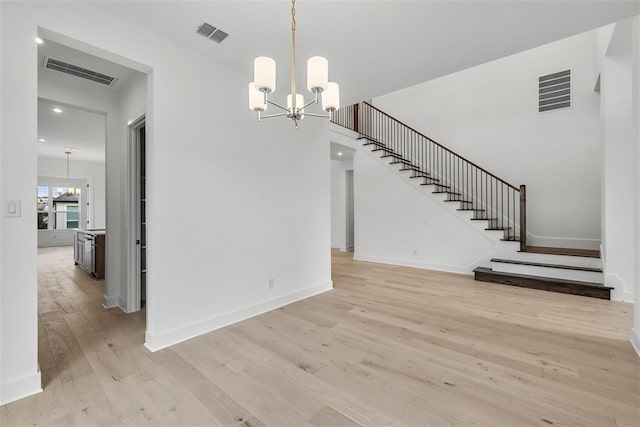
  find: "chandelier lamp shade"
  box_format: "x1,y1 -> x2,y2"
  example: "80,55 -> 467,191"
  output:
248,0 -> 340,127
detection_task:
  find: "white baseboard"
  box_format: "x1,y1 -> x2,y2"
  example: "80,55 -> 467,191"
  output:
606,274 -> 634,302
0,371 -> 42,405
620,292 -> 634,303
102,294 -> 119,309
630,329 -> 640,358
144,280 -> 333,352
353,253 -> 473,275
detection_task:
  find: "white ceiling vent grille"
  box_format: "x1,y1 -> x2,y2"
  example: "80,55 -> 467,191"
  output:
196,22 -> 229,44
538,70 -> 571,112
44,57 -> 117,86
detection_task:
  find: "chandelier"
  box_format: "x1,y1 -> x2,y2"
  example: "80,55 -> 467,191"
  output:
64,147 -> 78,196
248,0 -> 340,127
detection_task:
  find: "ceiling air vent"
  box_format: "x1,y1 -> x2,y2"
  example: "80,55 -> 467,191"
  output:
538,69 -> 571,112
44,57 -> 117,86
196,22 -> 229,44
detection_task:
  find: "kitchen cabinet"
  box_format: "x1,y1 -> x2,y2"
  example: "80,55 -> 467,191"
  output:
74,229 -> 105,279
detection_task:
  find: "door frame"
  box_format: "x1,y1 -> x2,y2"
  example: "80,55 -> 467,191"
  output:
126,115 -> 145,313
345,169 -> 355,251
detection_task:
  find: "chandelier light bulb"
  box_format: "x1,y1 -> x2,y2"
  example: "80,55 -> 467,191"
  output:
307,56 -> 328,93
322,82 -> 340,112
254,57 -> 276,93
248,83 -> 267,111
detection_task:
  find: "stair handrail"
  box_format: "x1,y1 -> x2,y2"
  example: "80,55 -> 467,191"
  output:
331,102 -> 527,250
359,102 -> 519,191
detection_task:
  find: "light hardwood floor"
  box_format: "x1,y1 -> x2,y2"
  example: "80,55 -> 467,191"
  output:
1,247 -> 638,426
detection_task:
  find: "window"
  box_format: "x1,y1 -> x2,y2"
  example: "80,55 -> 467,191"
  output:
37,184 -> 82,230
37,185 -> 49,230
66,205 -> 79,229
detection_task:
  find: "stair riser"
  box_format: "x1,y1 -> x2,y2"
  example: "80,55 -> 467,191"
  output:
510,252 -> 602,269
491,262 -> 603,284
474,270 -> 610,299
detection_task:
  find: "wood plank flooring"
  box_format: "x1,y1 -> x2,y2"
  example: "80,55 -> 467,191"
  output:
1,247 -> 638,426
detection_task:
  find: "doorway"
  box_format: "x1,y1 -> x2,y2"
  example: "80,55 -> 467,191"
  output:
345,169 -> 355,251
127,115 -> 146,311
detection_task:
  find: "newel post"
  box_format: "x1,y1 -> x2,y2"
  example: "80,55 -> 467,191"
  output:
519,185 -> 527,251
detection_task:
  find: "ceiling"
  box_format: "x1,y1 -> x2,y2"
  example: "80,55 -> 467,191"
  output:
91,1 -> 639,105
38,99 -> 106,163
330,141 -> 354,162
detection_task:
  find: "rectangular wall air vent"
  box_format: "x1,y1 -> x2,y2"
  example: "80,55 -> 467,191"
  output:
44,57 -> 117,86
196,22 -> 229,44
538,70 -> 571,112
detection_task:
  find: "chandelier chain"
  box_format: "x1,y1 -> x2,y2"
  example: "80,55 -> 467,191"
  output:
291,0 -> 297,115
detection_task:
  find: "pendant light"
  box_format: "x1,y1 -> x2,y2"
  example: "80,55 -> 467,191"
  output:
248,0 -> 340,127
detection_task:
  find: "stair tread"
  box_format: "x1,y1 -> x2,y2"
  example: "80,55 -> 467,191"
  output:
486,227 -> 512,230
474,267 -> 611,289
470,217 -> 498,221
458,208 -> 485,211
443,200 -> 472,203
521,246 -> 600,258
490,258 -> 603,273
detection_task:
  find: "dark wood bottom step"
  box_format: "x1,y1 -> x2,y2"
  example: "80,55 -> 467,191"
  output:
473,267 -> 611,299
521,246 -> 600,258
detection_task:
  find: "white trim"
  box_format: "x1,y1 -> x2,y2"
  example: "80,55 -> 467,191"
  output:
606,273 -> 633,302
354,253 -> 474,275
619,292 -> 634,303
102,294 -> 119,309
144,280 -> 333,352
631,329 -> 640,358
0,371 -> 42,406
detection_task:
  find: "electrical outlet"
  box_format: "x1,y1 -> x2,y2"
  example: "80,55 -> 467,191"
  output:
268,278 -> 274,289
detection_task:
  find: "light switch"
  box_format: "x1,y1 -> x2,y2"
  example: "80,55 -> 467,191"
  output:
5,200 -> 21,218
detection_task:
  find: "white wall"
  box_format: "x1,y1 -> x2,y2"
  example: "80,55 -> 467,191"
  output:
373,30 -> 603,250
0,1 -> 331,405
326,129 -> 515,274
331,158 -> 353,251
633,15 -> 640,357
0,0 -> 5,405
601,18 -> 636,302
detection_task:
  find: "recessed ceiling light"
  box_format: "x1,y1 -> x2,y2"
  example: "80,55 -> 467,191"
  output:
35,37 -> 44,45
337,152 -> 343,156
38,138 -> 46,142
52,107 -> 63,113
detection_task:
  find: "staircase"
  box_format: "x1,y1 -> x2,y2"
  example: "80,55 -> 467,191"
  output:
330,102 -> 611,299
